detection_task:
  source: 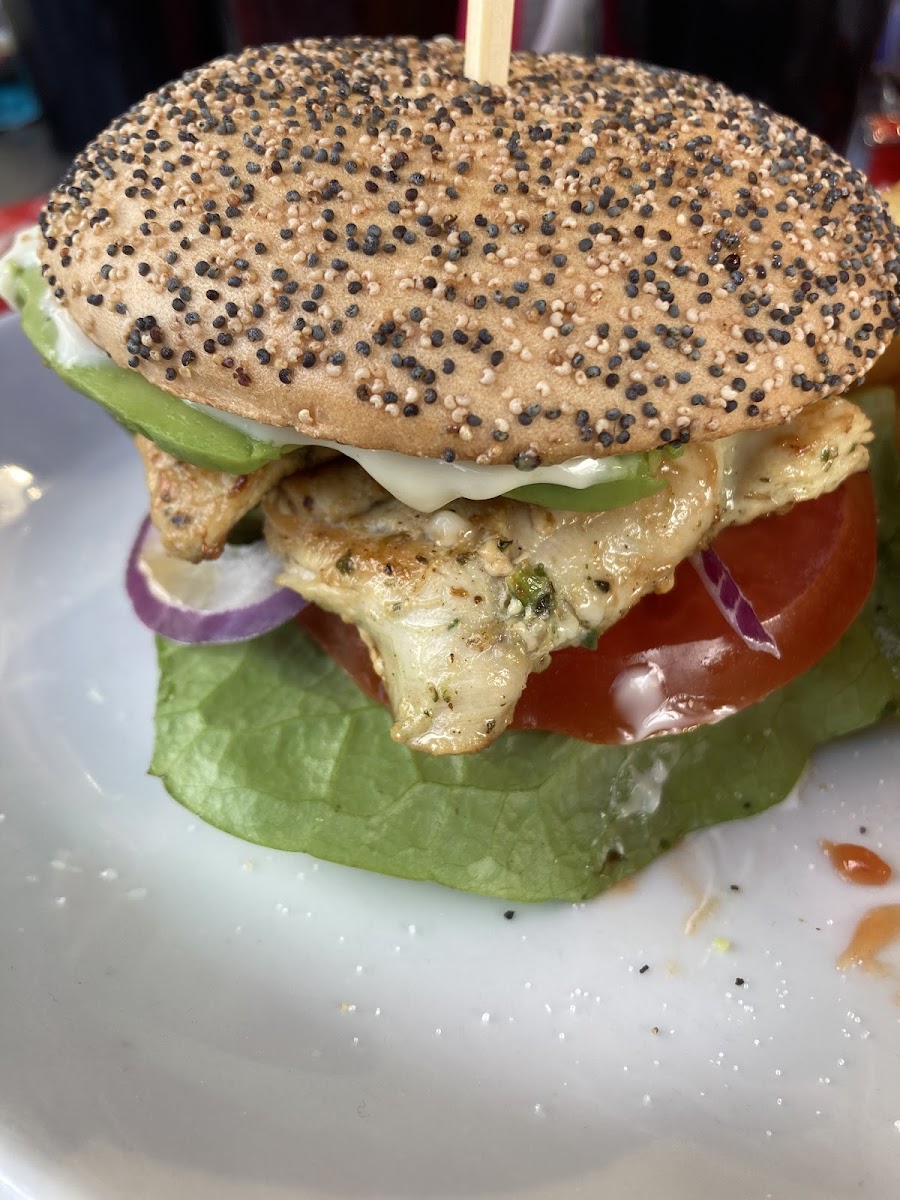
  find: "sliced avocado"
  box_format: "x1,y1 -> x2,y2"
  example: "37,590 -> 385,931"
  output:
508,444 -> 685,512
507,474 -> 665,512
6,261 -> 296,473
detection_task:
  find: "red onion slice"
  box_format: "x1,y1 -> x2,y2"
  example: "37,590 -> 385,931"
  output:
126,515 -> 306,643
690,546 -> 781,659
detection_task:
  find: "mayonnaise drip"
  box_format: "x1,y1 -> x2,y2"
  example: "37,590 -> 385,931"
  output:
0,227 -> 110,368
611,663 -> 736,742
183,397 -> 640,511
617,759 -> 670,818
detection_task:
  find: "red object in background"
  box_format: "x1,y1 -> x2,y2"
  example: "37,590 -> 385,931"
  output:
0,195 -> 45,315
866,113 -> 900,188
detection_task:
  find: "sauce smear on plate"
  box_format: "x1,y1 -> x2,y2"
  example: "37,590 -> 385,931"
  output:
837,905 -> 900,974
821,841 -> 892,886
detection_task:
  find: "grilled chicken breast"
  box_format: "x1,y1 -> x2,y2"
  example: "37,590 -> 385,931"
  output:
265,446 -> 719,754
135,436 -> 327,562
264,397 -> 870,755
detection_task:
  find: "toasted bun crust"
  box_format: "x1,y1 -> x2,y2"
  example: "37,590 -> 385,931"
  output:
39,38 -> 900,464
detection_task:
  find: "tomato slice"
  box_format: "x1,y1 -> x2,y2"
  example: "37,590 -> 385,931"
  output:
296,474 -> 877,745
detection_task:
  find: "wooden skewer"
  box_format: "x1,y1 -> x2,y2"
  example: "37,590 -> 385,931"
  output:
464,0 -> 515,87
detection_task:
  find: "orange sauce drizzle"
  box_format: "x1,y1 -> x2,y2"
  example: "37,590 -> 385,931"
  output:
836,905 -> 900,975
820,840 -> 893,886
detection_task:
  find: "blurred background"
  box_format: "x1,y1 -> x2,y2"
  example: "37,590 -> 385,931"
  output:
0,0 -> 898,210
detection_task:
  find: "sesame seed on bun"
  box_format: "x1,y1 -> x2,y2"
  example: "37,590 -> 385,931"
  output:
38,37 -> 900,465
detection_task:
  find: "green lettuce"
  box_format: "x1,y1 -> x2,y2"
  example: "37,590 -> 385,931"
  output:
150,394 -> 900,902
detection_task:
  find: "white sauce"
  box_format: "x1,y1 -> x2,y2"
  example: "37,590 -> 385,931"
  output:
0,226 -> 34,309
423,509 -> 471,547
0,226 -> 110,368
618,759 -> 670,818
183,397 -> 639,512
611,663 -> 736,742
41,290 -> 110,368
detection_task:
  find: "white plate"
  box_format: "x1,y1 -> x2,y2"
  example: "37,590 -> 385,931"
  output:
2,313 -> 900,1200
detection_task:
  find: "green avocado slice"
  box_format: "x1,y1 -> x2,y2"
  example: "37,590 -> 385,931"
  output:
507,473 -> 665,512
507,445 -> 684,512
5,260 -> 295,473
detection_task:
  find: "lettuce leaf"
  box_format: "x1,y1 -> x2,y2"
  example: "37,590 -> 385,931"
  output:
150,394 -> 900,902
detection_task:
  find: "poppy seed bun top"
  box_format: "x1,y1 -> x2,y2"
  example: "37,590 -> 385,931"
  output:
38,37 -> 900,465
